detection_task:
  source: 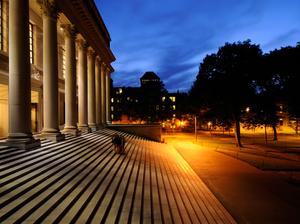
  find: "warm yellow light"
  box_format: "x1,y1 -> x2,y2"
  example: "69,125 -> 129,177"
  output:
246,107 -> 250,113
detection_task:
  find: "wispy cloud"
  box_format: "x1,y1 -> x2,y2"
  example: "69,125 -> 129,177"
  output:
97,0 -> 300,92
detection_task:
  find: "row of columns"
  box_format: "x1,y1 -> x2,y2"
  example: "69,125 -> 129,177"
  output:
76,39 -> 112,134
4,0 -> 112,150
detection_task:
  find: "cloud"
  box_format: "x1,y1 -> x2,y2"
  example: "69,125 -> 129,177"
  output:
97,0 -> 300,92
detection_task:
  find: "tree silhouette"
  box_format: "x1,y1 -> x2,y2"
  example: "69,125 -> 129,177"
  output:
190,40 -> 262,147
266,45 -> 300,134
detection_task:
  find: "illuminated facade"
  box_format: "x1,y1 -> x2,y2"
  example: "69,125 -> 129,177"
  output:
0,0 -> 115,149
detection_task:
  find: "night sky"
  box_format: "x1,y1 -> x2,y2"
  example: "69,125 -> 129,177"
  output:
96,0 -> 300,93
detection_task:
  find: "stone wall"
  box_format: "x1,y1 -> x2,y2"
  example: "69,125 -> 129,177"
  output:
109,124 -> 161,142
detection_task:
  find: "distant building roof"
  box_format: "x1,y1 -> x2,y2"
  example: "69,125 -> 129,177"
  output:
140,72 -> 160,81
140,72 -> 161,86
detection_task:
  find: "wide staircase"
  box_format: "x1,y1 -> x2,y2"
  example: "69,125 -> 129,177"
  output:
0,129 -> 236,224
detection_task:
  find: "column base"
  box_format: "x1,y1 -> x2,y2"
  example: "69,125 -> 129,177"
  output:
42,131 -> 65,142
101,123 -> 108,128
96,124 -> 104,129
88,123 -> 97,132
78,125 -> 91,134
63,127 -> 81,137
1,137 -> 41,150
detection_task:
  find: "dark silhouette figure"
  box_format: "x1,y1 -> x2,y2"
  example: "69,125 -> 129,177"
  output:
111,134 -> 126,154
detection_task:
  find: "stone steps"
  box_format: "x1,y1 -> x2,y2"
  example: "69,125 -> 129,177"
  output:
0,129 -> 236,223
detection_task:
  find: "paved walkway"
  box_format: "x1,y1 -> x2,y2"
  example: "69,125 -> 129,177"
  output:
164,133 -> 300,224
0,129 -> 235,223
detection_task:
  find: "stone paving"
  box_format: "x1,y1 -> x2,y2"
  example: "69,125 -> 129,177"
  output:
0,129 -> 235,224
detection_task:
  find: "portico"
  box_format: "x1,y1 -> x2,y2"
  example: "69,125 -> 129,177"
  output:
0,0 -> 115,148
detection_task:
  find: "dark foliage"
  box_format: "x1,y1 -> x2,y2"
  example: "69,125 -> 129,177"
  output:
190,40 -> 262,147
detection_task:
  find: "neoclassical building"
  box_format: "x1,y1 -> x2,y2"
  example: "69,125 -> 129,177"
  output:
0,0 -> 115,149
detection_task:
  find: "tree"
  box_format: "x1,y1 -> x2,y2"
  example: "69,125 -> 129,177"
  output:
282,45 -> 300,135
243,94 -> 279,143
190,40 -> 262,147
243,52 -> 284,142
265,45 -> 300,135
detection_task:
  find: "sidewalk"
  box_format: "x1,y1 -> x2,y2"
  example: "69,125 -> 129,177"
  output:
164,133 -> 300,224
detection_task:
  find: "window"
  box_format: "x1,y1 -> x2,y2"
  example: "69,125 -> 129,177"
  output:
29,23 -> 34,64
170,96 -> 176,102
0,0 -> 3,51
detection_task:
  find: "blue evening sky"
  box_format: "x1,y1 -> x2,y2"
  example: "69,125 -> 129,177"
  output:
96,0 -> 300,92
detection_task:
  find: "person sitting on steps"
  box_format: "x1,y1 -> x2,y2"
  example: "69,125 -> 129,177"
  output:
111,134 -> 126,154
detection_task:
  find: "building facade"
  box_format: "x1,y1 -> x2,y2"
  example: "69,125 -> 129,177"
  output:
0,0 -> 115,149
111,72 -> 177,123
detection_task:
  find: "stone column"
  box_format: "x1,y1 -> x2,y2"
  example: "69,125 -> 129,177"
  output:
77,39 -> 90,133
41,0 -> 65,142
3,0 -> 40,149
100,63 -> 107,125
87,47 -> 97,131
106,68 -> 112,124
62,24 -> 80,136
95,57 -> 102,128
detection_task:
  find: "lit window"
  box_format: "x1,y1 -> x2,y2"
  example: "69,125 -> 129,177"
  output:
111,106 -> 114,111
173,105 -> 176,110
111,98 -> 114,103
127,97 -> 130,101
29,23 -> 34,64
0,0 -> 3,51
162,96 -> 166,102
170,96 -> 176,102
119,88 -> 123,94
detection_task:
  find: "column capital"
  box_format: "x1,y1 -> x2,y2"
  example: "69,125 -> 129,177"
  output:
101,62 -> 107,69
38,0 -> 59,20
95,56 -> 102,65
106,66 -> 111,74
87,47 -> 96,58
61,24 -> 77,39
76,38 -> 88,51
